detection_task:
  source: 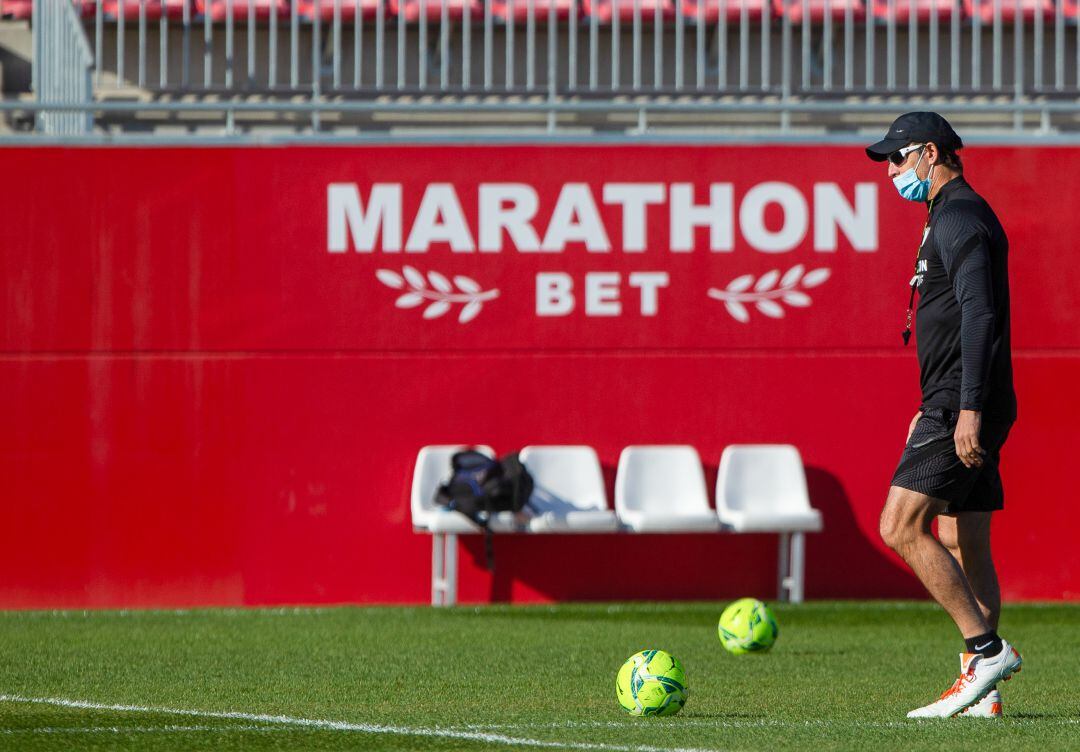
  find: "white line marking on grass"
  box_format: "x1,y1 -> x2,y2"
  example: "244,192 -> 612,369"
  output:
0,695 -> 720,752
464,717 -> 1080,731
0,725 -> 275,735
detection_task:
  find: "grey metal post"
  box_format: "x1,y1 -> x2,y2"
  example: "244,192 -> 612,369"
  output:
654,0 -> 663,88
160,0 -> 168,88
843,1 -> 851,90
138,0 -> 147,88
270,0 -> 277,87
397,0 -> 406,89
1055,0 -> 1064,90
739,0 -> 747,90
569,0 -> 578,90
356,0 -> 363,89
864,0 -> 874,89
182,0 -> 191,87
674,0 -> 684,90
484,0 -> 492,90
993,0 -> 1002,90
613,0 -> 621,90
204,0 -> 213,87
929,0 -> 938,90
589,0 -> 597,90
34,0 -> 93,135
1033,0 -> 1043,90
633,0 -> 641,91
972,0 -> 981,91
118,0 -> 125,85
547,0 -> 556,129
419,0 -> 429,90
375,0 -> 385,90
907,0 -> 916,89
1014,0 -> 1023,130
527,0 -> 535,90
95,0 -> 103,88
292,0 -> 300,89
761,0 -> 770,90
225,0 -> 234,89
334,0 -> 343,90
248,0 -> 256,87
801,0 -> 809,89
823,0 -> 831,91
717,0 -> 727,90
507,0 -> 516,89
886,0 -> 895,90
440,0 -> 448,91
462,0 -> 471,89
951,0 -> 960,91
695,0 -> 703,90
312,2 -> 322,130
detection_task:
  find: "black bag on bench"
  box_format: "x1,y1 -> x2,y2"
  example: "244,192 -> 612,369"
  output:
434,450 -> 534,570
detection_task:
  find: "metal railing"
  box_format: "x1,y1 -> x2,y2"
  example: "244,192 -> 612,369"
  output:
76,1 -> 1080,97
31,0 -> 94,135
6,1 -> 1080,136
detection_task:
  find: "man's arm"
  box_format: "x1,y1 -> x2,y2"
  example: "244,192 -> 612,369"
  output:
935,208 -> 995,468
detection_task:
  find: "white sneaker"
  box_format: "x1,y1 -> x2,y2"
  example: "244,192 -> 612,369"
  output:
960,687 -> 1003,718
907,640 -> 1022,719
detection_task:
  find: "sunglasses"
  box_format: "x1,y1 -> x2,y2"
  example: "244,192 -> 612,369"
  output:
888,143 -> 925,166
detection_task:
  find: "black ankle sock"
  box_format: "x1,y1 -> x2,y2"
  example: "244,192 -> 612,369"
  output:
965,631 -> 1003,657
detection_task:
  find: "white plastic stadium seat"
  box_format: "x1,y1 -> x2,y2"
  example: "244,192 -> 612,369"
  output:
716,444 -> 823,603
410,444 -> 517,534
614,446 -> 721,532
519,446 -> 620,533
411,444 -> 516,608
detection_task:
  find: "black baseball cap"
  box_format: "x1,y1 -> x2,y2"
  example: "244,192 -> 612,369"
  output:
865,112 -> 964,162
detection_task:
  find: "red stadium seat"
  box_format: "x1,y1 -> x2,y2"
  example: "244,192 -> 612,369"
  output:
961,0 -> 1053,22
871,0 -> 958,23
490,0 -> 576,23
580,0 -> 677,23
296,0 -> 386,19
196,0 -> 291,21
0,0 -> 33,20
100,1 -> 190,20
679,0 -> 770,22
773,0 -> 866,22
387,0 -> 482,20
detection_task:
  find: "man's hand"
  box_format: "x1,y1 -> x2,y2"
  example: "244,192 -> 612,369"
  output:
906,411 -> 923,443
954,409 -> 986,468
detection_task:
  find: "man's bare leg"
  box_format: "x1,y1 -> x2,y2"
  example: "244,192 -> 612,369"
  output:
938,512 -> 1001,630
879,485 -> 990,638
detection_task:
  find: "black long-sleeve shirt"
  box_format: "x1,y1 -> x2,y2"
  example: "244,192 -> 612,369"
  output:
913,175 -> 1017,421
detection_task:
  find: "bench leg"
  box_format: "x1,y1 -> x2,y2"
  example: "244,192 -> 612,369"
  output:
777,532 -> 806,604
777,532 -> 791,602
431,533 -> 459,607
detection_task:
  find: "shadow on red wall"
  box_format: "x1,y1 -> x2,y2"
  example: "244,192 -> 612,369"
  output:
455,463 -> 925,603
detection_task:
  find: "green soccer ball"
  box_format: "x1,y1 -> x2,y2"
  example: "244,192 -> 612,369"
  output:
717,598 -> 779,655
615,649 -> 688,717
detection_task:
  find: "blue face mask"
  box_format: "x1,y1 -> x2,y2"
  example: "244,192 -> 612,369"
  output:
892,150 -> 934,202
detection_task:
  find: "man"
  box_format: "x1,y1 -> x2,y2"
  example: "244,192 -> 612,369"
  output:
866,112 -> 1022,719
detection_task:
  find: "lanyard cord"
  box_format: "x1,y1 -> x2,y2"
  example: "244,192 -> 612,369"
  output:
902,196 -> 936,346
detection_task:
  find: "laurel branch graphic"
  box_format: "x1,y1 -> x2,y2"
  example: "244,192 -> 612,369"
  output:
376,266 -> 500,324
707,265 -> 831,323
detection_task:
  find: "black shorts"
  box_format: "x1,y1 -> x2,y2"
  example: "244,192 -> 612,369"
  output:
890,407 -> 1013,513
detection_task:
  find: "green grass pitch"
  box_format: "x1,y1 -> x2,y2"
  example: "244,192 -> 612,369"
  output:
1,602 -> 1077,751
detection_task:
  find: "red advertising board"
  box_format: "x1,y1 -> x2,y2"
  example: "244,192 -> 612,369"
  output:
1,144 -> 1078,606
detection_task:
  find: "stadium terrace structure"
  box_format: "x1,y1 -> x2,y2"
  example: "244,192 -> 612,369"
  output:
2,0 -> 1080,137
